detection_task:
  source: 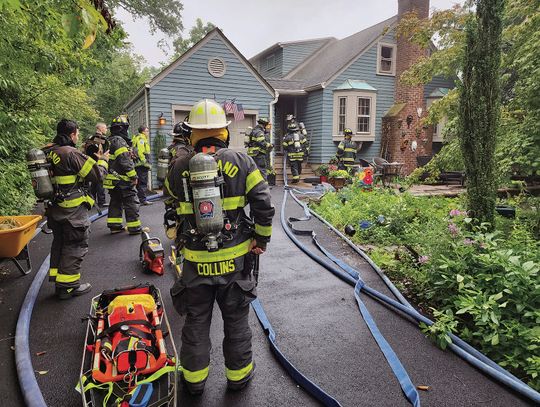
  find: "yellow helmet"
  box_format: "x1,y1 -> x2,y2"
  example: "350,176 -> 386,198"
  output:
185,99 -> 231,129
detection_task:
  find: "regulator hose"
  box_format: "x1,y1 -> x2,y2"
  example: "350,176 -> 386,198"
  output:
15,194 -> 162,407
285,187 -> 540,404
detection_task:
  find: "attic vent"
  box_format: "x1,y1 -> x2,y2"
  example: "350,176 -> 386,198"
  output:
208,57 -> 226,78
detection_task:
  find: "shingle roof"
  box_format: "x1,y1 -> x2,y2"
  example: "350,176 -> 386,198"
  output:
267,78 -> 307,93
249,37 -> 335,63
288,16 -> 397,88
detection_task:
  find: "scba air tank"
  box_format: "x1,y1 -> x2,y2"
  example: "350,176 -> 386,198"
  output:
26,148 -> 55,200
189,153 -> 224,251
157,148 -> 170,182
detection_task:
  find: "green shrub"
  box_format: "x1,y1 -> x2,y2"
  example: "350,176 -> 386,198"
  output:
313,189 -> 540,389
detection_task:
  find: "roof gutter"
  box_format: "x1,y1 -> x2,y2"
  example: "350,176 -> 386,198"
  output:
269,91 -> 279,169
275,89 -> 308,96
304,82 -> 326,92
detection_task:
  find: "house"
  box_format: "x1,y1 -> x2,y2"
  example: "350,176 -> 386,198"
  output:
250,0 -> 453,174
124,28 -> 276,186
125,0 -> 453,182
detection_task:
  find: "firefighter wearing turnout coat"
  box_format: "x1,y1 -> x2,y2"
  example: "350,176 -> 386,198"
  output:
282,121 -> 308,183
246,117 -> 272,180
104,115 -> 142,234
46,119 -> 109,299
336,128 -> 358,170
168,99 -> 274,395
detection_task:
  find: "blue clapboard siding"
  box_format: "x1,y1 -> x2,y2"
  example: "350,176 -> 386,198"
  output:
424,75 -> 455,99
125,90 -> 147,135
309,33 -> 396,163
144,34 -> 274,184
301,89 -> 325,163
259,48 -> 283,78
282,41 -> 328,76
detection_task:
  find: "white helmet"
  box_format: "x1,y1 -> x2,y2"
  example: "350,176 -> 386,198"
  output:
185,99 -> 231,129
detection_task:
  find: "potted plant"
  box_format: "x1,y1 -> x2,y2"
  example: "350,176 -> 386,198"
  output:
267,166 -> 276,186
328,169 -> 349,190
315,164 -> 330,183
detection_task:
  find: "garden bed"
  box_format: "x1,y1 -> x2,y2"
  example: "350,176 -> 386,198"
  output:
312,187 -> 540,390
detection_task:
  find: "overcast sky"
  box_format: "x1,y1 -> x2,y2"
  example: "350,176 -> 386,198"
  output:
116,0 -> 463,68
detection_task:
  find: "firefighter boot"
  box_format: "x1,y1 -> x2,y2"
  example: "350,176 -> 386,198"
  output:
227,363 -> 256,391
55,283 -> 92,300
181,376 -> 206,396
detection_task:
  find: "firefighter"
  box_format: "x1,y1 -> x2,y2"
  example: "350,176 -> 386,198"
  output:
168,99 -> 274,395
168,121 -> 192,160
104,115 -> 142,234
336,128 -> 358,171
84,122 -> 108,207
246,117 -> 272,180
46,119 -> 109,299
132,125 -> 152,206
282,121 -> 308,183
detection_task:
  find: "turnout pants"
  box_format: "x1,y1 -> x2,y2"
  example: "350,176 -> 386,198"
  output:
47,205 -> 89,289
107,185 -> 142,233
135,166 -> 149,203
251,154 -> 267,180
171,273 -> 257,385
288,158 -> 303,182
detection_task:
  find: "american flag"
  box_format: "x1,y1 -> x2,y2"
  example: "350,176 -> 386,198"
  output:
223,100 -> 234,114
233,103 -> 244,121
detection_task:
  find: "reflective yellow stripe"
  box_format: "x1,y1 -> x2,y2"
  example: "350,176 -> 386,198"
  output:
57,195 -> 94,208
176,202 -> 194,215
164,178 -> 178,199
182,239 -> 252,263
344,148 -> 356,152
255,223 -> 272,237
97,160 -> 108,169
56,273 -> 81,283
112,147 -> 128,159
226,362 -> 253,382
107,217 -> 123,225
49,268 -> 58,277
126,219 -> 141,228
182,366 -> 209,384
79,157 -> 96,178
54,175 -> 77,185
126,169 -> 137,178
103,178 -> 114,189
223,196 -> 246,210
246,170 -> 264,194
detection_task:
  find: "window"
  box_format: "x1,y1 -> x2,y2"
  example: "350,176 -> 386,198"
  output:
377,43 -> 396,76
333,90 -> 377,141
266,54 -> 275,70
357,97 -> 371,133
338,97 -> 346,133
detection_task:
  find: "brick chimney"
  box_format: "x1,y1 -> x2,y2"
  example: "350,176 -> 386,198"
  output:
383,0 -> 430,174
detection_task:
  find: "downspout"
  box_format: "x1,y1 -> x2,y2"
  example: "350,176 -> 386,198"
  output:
144,85 -> 152,190
269,91 -> 279,169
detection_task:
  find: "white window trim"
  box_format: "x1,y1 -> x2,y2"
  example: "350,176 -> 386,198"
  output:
426,98 -> 446,142
376,42 -> 396,76
266,54 -> 276,70
333,90 -> 377,141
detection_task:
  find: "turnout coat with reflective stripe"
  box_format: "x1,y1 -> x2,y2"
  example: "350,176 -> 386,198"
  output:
336,139 -> 358,165
247,125 -> 271,157
282,131 -> 307,161
46,144 -> 108,209
104,136 -> 138,189
166,146 -> 274,279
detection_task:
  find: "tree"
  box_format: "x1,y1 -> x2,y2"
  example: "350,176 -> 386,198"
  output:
172,18 -> 215,57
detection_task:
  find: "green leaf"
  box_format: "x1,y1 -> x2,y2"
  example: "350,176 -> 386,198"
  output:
522,261 -> 536,272
456,274 -> 464,283
491,334 -> 499,346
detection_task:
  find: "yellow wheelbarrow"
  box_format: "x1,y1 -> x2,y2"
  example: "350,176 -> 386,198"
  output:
0,215 -> 42,275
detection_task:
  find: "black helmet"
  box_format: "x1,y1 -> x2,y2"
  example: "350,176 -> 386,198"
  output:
172,122 -> 191,138
110,114 -> 130,141
344,128 -> 353,137
257,117 -> 269,126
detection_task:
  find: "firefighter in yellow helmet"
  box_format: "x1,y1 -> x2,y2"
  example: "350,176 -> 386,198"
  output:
168,99 -> 274,395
